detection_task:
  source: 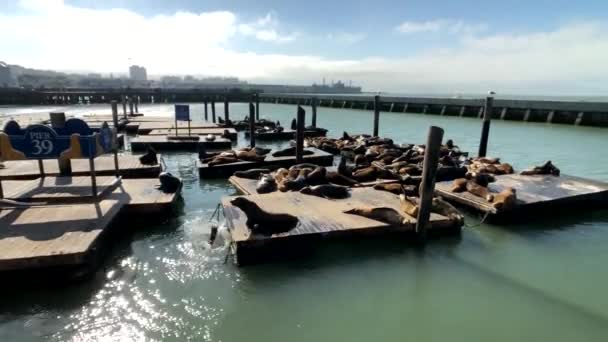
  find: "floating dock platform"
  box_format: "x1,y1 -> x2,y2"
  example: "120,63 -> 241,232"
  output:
198,148 -> 334,178
136,121 -> 219,135
0,177 -> 181,274
130,135 -> 232,152
222,188 -> 462,265
147,127 -> 238,140
435,174 -> 608,219
0,155 -> 161,180
244,129 -> 327,140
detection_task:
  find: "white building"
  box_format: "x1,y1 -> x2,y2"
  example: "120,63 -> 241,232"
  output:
129,65 -> 147,81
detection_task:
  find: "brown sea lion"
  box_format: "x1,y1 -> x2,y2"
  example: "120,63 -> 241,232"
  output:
300,184 -> 349,199
475,157 -> 500,164
274,168 -> 289,183
253,146 -> 271,155
235,149 -> 265,162
326,171 -> 360,187
289,163 -> 318,170
520,160 -> 560,176
398,166 -> 422,176
466,181 -> 494,202
305,166 -> 327,185
492,187 -> 517,210
233,168 -> 271,179
256,174 -> 277,194
208,156 -> 238,166
466,172 -> 495,187
230,197 -> 299,235
351,166 -> 377,182
344,206 -> 407,226
337,156 -> 352,177
432,197 -> 464,224
399,194 -> 419,217
495,163 -> 514,175
271,146 -> 313,157
450,178 -> 468,192
287,168 -> 300,179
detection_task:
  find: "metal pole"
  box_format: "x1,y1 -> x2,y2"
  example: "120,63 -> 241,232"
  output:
415,126 -> 444,240
373,95 -> 380,137
255,93 -> 260,120
249,103 -> 256,147
0,180 -> 3,199
211,101 -> 216,123
38,159 -> 45,178
312,97 -> 318,128
296,106 -> 305,163
89,157 -> 97,197
478,96 -> 493,157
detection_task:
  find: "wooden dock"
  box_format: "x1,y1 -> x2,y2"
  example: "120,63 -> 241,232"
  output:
147,127 -> 238,140
222,188 -> 462,265
130,135 -> 232,152
244,129 -> 327,140
136,121 -> 219,134
0,154 -> 161,180
435,174 -> 608,217
198,148 -> 334,178
0,177 -> 181,272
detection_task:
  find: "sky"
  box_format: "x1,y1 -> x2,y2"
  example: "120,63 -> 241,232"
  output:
1,0 -> 608,94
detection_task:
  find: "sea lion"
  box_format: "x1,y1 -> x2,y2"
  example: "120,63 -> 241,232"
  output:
466,172 -> 495,187
235,149 -> 265,162
450,178 -> 468,192
521,160 -> 560,176
432,197 -> 464,224
351,166 -> 377,182
157,172 -> 182,193
305,166 -> 327,185
290,118 -> 297,130
399,194 -> 419,217
271,146 -> 314,157
474,157 -> 500,164
445,139 -> 454,149
300,184 -> 349,199
256,174 -> 277,194
354,154 -> 368,166
139,145 -> 158,165
466,181 -> 494,202
253,146 -> 271,155
373,183 -> 417,196
492,187 -> 517,210
287,168 -> 300,179
337,155 -> 352,177
274,168 -> 289,183
233,168 -> 271,179
495,163 -> 514,175
208,156 -> 238,166
282,175 -> 308,191
344,206 -> 408,226
230,197 -> 299,235
326,171 -> 360,187
289,163 -> 318,170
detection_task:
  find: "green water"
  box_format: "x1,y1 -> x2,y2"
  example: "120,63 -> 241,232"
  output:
1,103 -> 608,341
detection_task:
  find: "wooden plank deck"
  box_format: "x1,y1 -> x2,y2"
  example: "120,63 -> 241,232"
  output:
0,154 -> 161,180
2,177 -> 180,212
130,135 -> 233,151
0,199 -> 125,271
244,129 -> 327,140
137,121 -> 219,134
222,188 -> 461,265
435,174 -> 608,216
198,147 -> 334,178
147,127 -> 238,140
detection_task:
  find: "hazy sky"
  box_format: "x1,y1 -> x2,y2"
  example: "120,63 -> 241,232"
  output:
2,0 -> 608,94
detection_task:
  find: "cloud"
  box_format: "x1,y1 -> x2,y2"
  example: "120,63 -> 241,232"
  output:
326,32 -> 367,44
237,13 -> 296,43
1,1 -> 608,94
396,19 -> 486,35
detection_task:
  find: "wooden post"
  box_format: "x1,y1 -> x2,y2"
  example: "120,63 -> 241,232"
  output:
38,159 -> 45,178
373,95 -> 380,137
89,157 -> 97,197
311,97 -> 318,128
296,106 -> 305,163
249,103 -> 256,147
111,101 -> 119,128
478,96 -> 493,157
415,126 -> 444,240
0,179 -> 3,199
134,96 -> 139,113
129,98 -> 134,116
255,93 -> 260,120
211,101 -> 216,123
122,95 -> 127,119
204,100 -> 208,121
113,151 -> 120,177
224,94 -> 230,123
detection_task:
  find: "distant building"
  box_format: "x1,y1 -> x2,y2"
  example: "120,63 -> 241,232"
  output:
0,61 -> 12,87
129,65 -> 147,81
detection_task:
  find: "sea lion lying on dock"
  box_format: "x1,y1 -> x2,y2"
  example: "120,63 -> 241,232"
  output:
233,168 -> 271,179
492,187 -> 517,210
256,174 -> 277,194
344,206 -> 408,226
235,149 -> 266,162
373,183 -> 417,196
399,194 -> 419,217
520,160 -> 560,176
300,184 -> 350,199
230,197 -> 299,235
157,172 -> 182,193
139,145 -> 158,165
271,146 -> 314,157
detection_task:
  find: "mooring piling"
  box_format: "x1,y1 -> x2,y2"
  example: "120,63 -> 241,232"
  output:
249,103 -> 256,148
255,93 -> 260,120
224,94 -> 230,123
121,95 -> 127,119
478,96 -> 493,157
415,125 -> 444,241
49,112 -> 73,176
111,101 -> 119,128
296,106 -> 305,163
312,97 -> 318,128
211,101 -> 216,123
134,97 -> 139,114
204,100 -> 208,121
128,97 -> 134,116
373,95 -> 380,137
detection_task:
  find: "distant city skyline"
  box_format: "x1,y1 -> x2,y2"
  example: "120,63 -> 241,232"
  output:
2,0 -> 608,95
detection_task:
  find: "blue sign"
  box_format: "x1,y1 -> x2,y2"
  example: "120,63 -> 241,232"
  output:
175,104 -> 190,121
